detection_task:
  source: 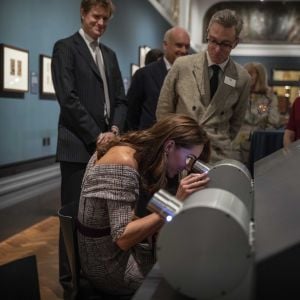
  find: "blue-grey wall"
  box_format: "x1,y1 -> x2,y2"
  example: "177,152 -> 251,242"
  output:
103,0 -> 171,78
0,0 -> 170,166
1,0 -> 299,167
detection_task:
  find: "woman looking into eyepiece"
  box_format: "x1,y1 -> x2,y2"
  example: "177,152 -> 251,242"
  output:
77,114 -> 210,297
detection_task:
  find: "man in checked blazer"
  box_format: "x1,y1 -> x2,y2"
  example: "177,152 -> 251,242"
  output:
156,9 -> 251,163
51,0 -> 127,291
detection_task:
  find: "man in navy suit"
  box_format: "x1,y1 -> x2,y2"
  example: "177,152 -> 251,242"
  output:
126,27 -> 190,130
51,0 -> 127,292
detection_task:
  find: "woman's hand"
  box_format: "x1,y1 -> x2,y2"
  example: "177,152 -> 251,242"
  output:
176,172 -> 210,201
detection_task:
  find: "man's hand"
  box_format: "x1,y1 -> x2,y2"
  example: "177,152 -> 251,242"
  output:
97,132 -> 116,145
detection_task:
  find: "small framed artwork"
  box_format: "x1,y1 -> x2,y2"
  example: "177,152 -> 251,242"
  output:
39,54 -> 55,99
272,69 -> 300,82
131,63 -> 139,77
139,45 -> 151,68
203,2 -> 300,44
0,44 -> 29,93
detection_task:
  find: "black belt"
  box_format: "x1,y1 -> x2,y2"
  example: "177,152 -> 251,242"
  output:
76,219 -> 111,238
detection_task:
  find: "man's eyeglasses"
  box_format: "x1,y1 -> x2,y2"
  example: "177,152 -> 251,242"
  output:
206,37 -> 235,50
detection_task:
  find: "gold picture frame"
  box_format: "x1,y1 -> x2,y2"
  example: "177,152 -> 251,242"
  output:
272,69 -> 300,82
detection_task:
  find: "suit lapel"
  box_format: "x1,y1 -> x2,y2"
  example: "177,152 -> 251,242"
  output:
192,53 -> 210,107
73,33 -> 101,78
152,59 -> 168,88
201,57 -> 238,123
215,58 -> 238,103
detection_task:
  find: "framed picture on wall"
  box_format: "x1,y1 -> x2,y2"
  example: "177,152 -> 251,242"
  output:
0,44 -> 29,93
272,69 -> 300,82
203,2 -> 300,44
139,45 -> 151,68
39,54 -> 55,100
131,63 -> 139,77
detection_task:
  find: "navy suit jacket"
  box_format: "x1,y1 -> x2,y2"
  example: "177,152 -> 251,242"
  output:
126,58 -> 168,130
52,32 -> 127,163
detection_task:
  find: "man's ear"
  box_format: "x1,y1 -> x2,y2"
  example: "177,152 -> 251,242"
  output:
80,8 -> 85,20
164,140 -> 175,154
162,40 -> 167,51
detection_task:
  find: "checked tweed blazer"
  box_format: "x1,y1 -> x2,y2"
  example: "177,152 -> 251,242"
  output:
156,51 -> 251,163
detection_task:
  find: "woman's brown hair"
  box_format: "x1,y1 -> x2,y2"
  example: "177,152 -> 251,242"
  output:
97,114 -> 210,193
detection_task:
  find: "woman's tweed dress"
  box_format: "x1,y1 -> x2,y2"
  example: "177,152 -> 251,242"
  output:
77,154 -> 155,295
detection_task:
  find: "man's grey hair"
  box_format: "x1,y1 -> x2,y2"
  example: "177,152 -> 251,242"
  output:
208,9 -> 243,38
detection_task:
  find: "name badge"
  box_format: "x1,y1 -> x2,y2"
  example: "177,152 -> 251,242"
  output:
224,76 -> 236,87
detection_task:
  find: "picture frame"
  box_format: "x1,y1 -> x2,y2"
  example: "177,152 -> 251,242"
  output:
272,69 -> 300,83
139,45 -> 151,68
0,44 -> 29,93
131,63 -> 140,77
39,54 -> 56,99
203,2 -> 300,44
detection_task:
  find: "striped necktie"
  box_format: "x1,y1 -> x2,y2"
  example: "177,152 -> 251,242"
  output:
92,41 -> 110,124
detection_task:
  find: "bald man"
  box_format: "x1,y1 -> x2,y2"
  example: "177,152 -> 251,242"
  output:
126,27 -> 190,130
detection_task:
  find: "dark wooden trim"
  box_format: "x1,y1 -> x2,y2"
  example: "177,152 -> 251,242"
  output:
0,155 -> 56,178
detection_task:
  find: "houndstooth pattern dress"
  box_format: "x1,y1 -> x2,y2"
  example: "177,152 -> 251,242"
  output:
77,154 -> 155,295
